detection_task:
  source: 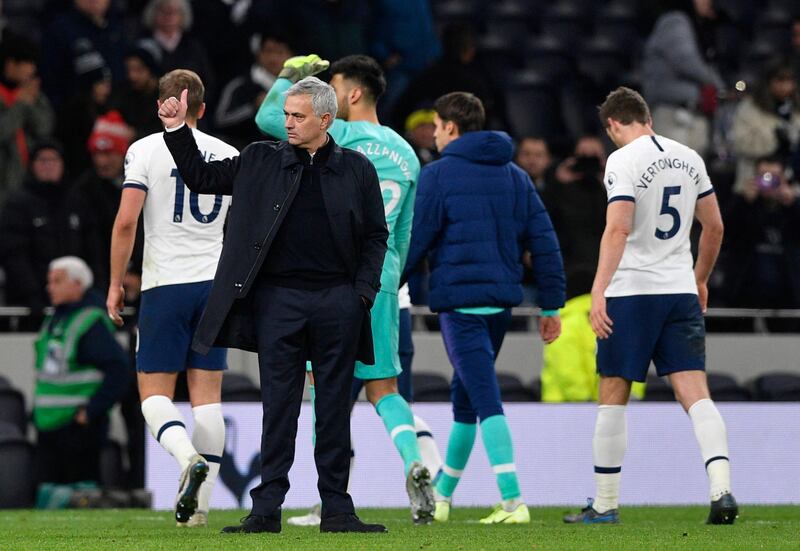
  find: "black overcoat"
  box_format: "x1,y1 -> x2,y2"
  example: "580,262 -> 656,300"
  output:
163,124 -> 388,363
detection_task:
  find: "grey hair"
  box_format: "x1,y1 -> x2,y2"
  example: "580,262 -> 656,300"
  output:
285,77 -> 338,119
49,256 -> 93,292
143,0 -> 193,31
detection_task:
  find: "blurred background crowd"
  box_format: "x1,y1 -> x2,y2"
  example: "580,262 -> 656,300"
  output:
0,0 -> 799,322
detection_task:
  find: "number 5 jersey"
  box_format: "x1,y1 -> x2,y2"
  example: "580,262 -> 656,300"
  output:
602,134 -> 714,298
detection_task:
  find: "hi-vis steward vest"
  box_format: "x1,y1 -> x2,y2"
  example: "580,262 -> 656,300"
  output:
33,306 -> 109,431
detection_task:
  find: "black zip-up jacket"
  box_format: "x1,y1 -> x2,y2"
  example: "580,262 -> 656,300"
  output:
163,124 -> 388,362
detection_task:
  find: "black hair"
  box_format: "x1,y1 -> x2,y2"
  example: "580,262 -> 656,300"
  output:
329,55 -> 387,102
434,91 -> 485,133
0,32 -> 39,65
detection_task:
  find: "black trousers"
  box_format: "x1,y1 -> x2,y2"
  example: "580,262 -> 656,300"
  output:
249,283 -> 363,518
36,418 -> 108,485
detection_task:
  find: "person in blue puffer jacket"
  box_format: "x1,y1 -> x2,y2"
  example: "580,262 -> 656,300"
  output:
402,91 -> 565,525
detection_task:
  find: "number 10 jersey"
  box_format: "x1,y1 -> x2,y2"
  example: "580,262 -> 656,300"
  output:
122,129 -> 238,292
602,134 -> 714,298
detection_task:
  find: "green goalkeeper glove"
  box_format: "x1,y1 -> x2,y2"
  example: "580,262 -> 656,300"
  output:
278,54 -> 330,83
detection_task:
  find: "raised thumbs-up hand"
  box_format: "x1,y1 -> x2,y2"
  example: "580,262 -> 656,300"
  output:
158,88 -> 189,129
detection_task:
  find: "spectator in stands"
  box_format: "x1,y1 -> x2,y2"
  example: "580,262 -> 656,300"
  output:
371,0 -> 441,120
731,59 -> 800,195
394,22 -> 498,131
66,111 -> 140,296
272,0 -> 369,62
34,256 -> 129,486
538,135 -> 643,401
0,33 -> 55,198
723,155 -> 800,314
215,31 -> 294,148
404,108 -> 438,166
0,142 -> 72,312
40,0 -> 127,108
142,0 -> 215,102
514,137 -> 552,191
641,0 -> 724,157
56,46 -> 113,178
111,39 -> 164,140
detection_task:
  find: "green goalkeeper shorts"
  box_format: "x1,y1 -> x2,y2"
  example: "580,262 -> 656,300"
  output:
355,289 -> 401,380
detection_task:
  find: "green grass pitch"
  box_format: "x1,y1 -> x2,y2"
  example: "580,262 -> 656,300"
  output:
3,506 -> 799,550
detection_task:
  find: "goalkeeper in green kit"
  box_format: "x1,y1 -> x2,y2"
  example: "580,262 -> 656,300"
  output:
255,54 -> 435,524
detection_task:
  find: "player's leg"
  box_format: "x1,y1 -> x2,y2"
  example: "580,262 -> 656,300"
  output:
184,363 -> 225,527
365,378 -> 422,474
658,294 -> 737,524
565,295 -> 658,524
440,309 -> 528,524
398,306 -> 443,478
478,310 -> 528,524
365,377 -> 433,524
432,371 -> 476,522
358,291 -> 433,524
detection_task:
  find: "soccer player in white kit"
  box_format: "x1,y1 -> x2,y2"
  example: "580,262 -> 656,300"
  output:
564,87 -> 737,525
106,70 -> 238,527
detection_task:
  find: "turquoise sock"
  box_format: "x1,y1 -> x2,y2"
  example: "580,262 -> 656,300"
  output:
436,421 -> 477,498
375,393 -> 422,474
481,415 -> 521,500
309,382 -> 316,447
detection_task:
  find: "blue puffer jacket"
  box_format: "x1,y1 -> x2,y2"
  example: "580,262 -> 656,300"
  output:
403,131 -> 565,312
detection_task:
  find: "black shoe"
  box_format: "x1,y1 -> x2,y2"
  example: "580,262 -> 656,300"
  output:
706,493 -> 738,525
221,514 -> 281,534
175,455 -> 208,523
320,513 -> 387,533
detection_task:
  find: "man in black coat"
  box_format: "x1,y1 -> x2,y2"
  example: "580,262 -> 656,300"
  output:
158,76 -> 389,534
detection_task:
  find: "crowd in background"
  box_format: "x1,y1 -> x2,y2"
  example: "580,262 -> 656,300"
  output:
0,0 -> 799,321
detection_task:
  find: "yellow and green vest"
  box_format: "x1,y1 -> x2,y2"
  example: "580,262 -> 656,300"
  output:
33,306 -> 109,431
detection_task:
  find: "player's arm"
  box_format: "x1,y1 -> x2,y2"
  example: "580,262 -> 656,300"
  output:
693,193 -> 724,313
255,55 -> 332,140
107,188 -> 146,326
160,89 -> 239,195
591,200 -> 635,339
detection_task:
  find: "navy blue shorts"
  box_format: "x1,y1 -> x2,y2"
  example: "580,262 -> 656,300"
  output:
136,281 -> 227,373
596,294 -> 705,383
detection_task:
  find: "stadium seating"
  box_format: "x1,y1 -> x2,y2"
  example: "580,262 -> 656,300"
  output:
504,70 -> 563,140
642,375 -> 674,402
221,372 -> 261,402
0,388 -> 27,435
754,8 -> 794,53
707,373 -> 752,401
524,34 -> 574,80
751,373 -> 800,401
496,373 -> 536,402
412,372 -> 452,402
0,432 -> 35,508
541,2 -> 591,45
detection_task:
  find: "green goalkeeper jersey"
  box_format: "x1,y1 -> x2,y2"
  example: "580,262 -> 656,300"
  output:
256,78 -> 420,294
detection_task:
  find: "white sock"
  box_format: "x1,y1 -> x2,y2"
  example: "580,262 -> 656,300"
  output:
192,403 -> 225,513
141,395 -> 197,471
688,398 -> 731,501
592,405 -> 627,513
414,414 -> 443,476
502,497 -> 523,512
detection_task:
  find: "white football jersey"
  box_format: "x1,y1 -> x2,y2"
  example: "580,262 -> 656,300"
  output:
123,129 -> 238,291
603,134 -> 714,297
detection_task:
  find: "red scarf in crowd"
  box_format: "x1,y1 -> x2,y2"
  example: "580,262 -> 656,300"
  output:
0,82 -> 30,167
